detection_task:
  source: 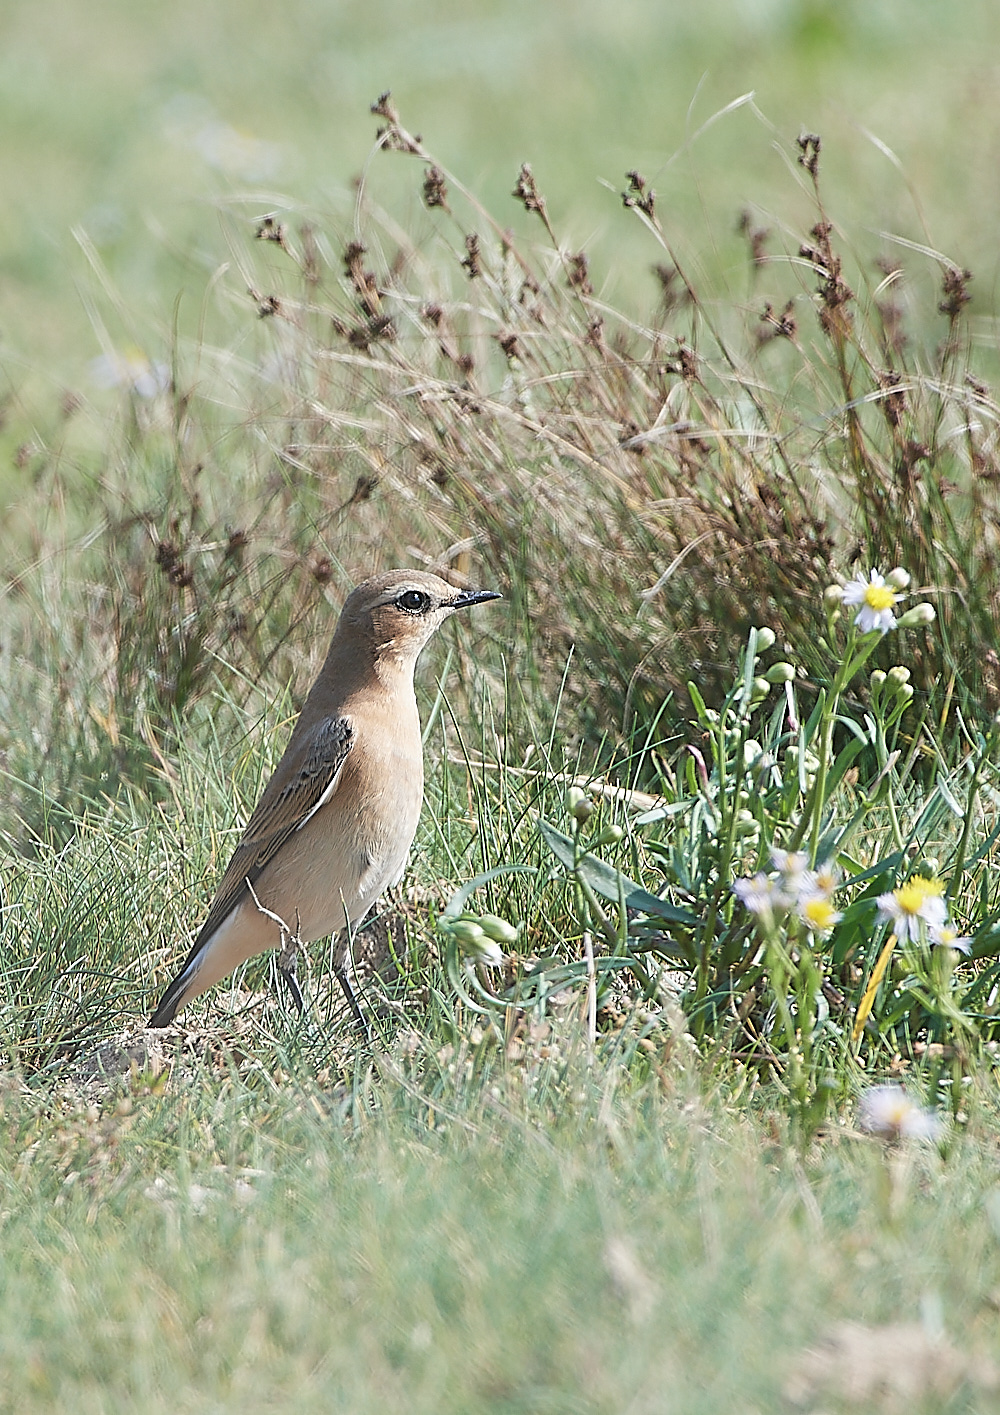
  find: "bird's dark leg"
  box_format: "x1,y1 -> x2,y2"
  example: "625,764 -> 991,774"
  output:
277,916 -> 305,1015
278,955 -> 305,1014
334,938 -> 371,1040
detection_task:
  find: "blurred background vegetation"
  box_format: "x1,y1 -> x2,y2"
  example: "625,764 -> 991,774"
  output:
4,0 -> 1000,397
4,0 -> 1000,833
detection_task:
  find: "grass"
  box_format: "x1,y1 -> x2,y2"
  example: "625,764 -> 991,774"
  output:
7,24 -> 1000,1406
6,1046 -> 1000,1413
5,1052 -> 1000,1412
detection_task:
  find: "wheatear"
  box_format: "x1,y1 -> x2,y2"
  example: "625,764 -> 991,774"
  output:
147,569 -> 500,1027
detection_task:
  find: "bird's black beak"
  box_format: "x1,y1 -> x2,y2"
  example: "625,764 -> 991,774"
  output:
450,588 -> 503,610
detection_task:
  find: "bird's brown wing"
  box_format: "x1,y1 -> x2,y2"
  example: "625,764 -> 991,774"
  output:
193,714 -> 355,948
148,715 -> 355,1027
148,715 -> 355,1025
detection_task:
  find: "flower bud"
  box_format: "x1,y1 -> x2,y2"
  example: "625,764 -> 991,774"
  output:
447,919 -> 486,947
764,661 -> 795,684
750,677 -> 771,701
896,602 -> 936,629
886,665 -> 911,691
593,824 -> 624,847
886,567 -> 911,590
898,683 -> 915,703
743,738 -> 763,767
870,669 -> 886,692
477,913 -> 520,944
754,627 -> 776,652
824,584 -> 844,607
750,748 -> 776,779
470,937 -> 505,968
567,786 -> 594,824
785,746 -> 819,775
447,918 -> 504,967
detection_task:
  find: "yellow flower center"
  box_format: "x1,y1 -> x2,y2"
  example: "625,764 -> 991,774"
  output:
864,583 -> 897,611
813,866 -> 837,896
880,1096 -> 916,1128
803,897 -> 838,931
894,875 -> 944,915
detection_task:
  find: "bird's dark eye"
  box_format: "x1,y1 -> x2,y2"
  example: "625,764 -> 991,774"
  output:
396,589 -> 432,614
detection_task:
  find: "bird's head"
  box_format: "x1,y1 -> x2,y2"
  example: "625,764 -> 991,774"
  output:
338,569 -> 501,674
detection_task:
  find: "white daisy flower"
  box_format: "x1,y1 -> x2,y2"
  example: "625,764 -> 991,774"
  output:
733,873 -> 783,917
875,875 -> 947,943
842,569 -> 902,635
858,1085 -> 942,1141
770,848 -> 815,902
797,893 -> 843,936
90,347 -> 170,398
928,923 -> 971,956
811,861 -> 840,898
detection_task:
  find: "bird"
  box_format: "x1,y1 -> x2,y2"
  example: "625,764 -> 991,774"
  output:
147,569 -> 501,1028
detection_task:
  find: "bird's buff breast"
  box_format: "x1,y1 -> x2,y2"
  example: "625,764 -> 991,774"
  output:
263,733 -> 423,941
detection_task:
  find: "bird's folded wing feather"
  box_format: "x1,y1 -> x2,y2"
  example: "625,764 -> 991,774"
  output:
191,715 -> 354,949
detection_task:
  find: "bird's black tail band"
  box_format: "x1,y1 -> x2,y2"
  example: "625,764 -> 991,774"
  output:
147,963 -> 199,1028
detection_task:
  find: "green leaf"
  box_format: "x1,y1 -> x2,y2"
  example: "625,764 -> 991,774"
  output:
441,865 -> 534,922
934,770 -> 964,819
687,679 -> 709,725
967,816 -> 1000,867
834,713 -> 869,746
802,687 -> 827,746
824,735 -> 866,795
911,787 -> 953,839
633,800 -> 695,827
625,925 -> 697,964
839,851 -> 904,891
539,819 -> 698,926
965,930 -> 1000,962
